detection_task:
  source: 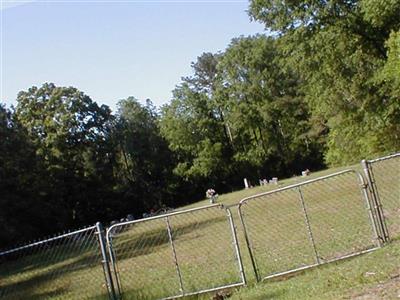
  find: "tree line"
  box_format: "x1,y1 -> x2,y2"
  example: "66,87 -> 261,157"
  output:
1,0 -> 399,248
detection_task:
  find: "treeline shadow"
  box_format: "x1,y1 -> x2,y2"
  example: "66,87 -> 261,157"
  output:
0,237 -> 100,278
112,215 -> 227,261
0,250 -> 106,299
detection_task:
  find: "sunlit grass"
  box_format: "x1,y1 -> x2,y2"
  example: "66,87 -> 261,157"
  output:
226,239 -> 400,300
0,158 -> 398,300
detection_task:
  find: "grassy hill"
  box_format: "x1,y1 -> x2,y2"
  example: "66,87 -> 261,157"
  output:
1,160 -> 398,300
222,239 -> 400,300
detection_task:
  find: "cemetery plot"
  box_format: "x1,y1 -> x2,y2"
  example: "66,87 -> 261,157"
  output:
106,204 -> 245,300
1,154 -> 398,299
238,170 -> 379,281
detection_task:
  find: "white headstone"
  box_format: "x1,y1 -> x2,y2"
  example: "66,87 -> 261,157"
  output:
244,178 -> 249,189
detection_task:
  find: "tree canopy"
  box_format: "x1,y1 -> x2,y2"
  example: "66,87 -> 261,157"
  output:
1,0 -> 398,248
249,0 -> 400,164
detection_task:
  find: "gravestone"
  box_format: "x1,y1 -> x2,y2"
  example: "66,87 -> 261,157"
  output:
244,178 -> 249,189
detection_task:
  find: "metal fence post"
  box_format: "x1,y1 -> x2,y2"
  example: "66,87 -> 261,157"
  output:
297,186 -> 320,265
106,235 -> 122,298
165,216 -> 185,296
356,170 -> 383,247
361,160 -> 390,243
226,207 -> 247,285
96,222 -> 117,300
238,203 -> 260,282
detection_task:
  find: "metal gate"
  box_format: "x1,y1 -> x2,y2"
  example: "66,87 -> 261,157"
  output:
106,204 -> 246,300
1,154 -> 398,299
238,170 -> 380,281
362,152 -> 400,241
0,223 -> 114,299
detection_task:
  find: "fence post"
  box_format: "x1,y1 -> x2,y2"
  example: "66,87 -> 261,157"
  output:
165,216 -> 185,296
237,203 -> 260,282
96,222 -> 117,300
226,207 -> 247,285
106,234 -> 122,298
297,187 -> 320,265
361,160 -> 390,243
357,171 -> 383,248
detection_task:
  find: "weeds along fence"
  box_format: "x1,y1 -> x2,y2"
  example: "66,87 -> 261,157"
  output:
0,153 -> 399,300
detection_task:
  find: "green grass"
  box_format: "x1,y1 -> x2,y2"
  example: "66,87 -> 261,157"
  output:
369,157 -> 400,238
227,239 -> 400,300
109,164 -> 398,299
0,159 -> 398,299
0,230 -> 110,299
182,163 -> 358,209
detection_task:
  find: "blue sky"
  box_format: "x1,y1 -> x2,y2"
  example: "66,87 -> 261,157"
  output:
1,0 -> 265,110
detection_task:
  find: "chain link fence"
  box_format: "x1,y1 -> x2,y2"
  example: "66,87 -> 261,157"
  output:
363,153 -> 400,241
0,224 -> 113,299
106,204 -> 246,300
238,170 -> 379,281
1,153 -> 398,299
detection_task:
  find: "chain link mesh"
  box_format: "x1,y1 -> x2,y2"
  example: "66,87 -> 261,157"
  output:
369,154 -> 400,239
239,170 -> 377,281
0,226 -> 109,299
1,154 -> 397,299
108,217 -> 180,299
299,171 -> 376,260
107,205 -> 244,300
239,188 -> 316,278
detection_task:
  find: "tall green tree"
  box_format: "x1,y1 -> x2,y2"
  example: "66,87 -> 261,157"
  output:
15,83 -> 116,226
217,35 -> 323,173
249,0 -> 400,164
160,53 -> 235,185
0,105 -> 62,247
113,97 -> 177,211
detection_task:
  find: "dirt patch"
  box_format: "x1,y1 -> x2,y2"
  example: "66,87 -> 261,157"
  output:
349,272 -> 400,299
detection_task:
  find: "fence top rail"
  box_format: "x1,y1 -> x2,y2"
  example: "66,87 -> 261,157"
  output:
106,203 -> 224,239
239,169 -> 361,206
0,225 -> 97,257
367,152 -> 400,164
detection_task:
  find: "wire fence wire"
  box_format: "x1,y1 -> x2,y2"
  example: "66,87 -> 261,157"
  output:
366,153 -> 400,241
106,204 -> 246,300
0,225 -> 110,299
1,153 -> 398,299
238,170 -> 379,281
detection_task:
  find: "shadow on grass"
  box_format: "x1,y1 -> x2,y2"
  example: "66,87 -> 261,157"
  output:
112,215 -> 227,261
2,286 -> 69,300
0,250 -> 105,299
0,235 -> 100,278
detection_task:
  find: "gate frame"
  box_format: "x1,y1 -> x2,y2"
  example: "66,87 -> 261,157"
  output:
238,169 -> 382,282
96,222 -> 117,300
361,152 -> 400,243
0,224 -> 115,300
106,203 -> 246,300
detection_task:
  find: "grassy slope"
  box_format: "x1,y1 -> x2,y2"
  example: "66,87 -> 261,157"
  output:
183,164 -> 357,209
117,164 -> 393,299
227,239 -> 400,300
182,162 -> 399,300
1,160 -> 398,300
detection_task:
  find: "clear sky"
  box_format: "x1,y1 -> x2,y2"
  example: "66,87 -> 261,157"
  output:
1,0 -> 265,111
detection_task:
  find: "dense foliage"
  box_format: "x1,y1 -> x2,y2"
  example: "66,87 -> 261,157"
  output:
1,0 -> 398,248
249,0 -> 400,164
